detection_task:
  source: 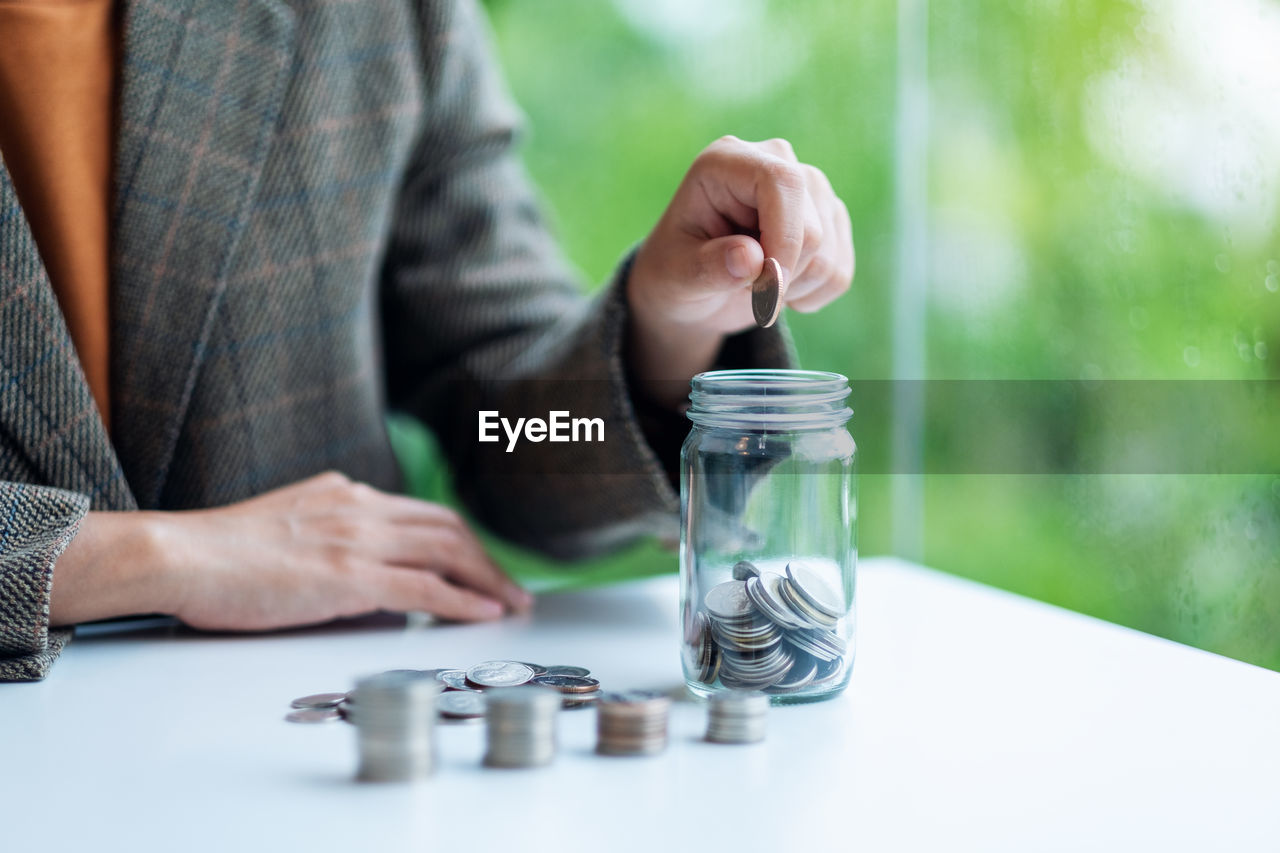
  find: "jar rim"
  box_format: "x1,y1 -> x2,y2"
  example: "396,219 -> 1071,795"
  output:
687,369 -> 852,429
691,369 -> 849,394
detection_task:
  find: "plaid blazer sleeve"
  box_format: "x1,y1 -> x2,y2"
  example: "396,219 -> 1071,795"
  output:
381,0 -> 791,558
0,482 -> 87,681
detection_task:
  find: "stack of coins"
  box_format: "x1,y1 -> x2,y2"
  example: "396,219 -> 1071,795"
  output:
705,690 -> 769,744
348,671 -> 441,782
596,691 -> 672,756
483,686 -> 562,768
692,559 -> 849,695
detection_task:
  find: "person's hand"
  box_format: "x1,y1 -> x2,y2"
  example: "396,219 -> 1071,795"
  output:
625,136 -> 854,406
50,472 -> 532,630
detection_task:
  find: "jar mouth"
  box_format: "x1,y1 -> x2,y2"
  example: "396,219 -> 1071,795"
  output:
687,369 -> 852,429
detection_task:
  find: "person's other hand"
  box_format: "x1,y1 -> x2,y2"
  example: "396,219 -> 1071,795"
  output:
628,135 -> 854,336
50,472 -> 532,630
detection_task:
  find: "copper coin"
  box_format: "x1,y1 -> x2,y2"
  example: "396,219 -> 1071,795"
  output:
531,674 -> 601,694
751,257 -> 786,328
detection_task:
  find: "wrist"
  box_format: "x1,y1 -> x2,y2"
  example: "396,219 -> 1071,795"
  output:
130,512 -> 187,616
49,511 -> 185,625
625,293 -> 724,411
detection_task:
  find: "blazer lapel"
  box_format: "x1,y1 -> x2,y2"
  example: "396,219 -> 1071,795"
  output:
110,0 -> 297,508
0,163 -> 134,510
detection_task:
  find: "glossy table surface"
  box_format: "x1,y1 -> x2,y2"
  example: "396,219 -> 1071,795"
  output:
3,557 -> 1278,852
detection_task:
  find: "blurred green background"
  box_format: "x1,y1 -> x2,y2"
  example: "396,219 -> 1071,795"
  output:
394,0 -> 1280,670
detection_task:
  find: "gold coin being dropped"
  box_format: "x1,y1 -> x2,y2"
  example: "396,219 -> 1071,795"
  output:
751,257 -> 786,328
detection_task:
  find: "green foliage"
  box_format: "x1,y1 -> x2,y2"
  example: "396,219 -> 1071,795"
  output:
396,0 -> 1278,670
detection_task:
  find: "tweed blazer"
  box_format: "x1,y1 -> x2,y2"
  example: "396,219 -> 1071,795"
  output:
0,0 -> 789,681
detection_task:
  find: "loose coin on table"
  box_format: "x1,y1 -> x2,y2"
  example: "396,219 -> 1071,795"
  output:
466,660 -> 536,689
290,692 -> 348,710
285,708 -> 341,724
437,690 -> 487,720
438,669 -> 479,692
531,674 -> 600,694
751,257 -> 786,328
541,665 -> 591,678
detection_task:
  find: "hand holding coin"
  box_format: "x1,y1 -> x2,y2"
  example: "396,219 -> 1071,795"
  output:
625,136 -> 854,404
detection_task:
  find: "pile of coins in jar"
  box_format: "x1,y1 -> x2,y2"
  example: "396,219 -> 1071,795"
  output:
687,559 -> 849,695
287,660 -> 773,781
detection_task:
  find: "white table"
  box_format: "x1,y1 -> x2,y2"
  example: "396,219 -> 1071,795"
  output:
3,557 -> 1278,852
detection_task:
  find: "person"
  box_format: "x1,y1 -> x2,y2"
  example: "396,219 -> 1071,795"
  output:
0,0 -> 853,681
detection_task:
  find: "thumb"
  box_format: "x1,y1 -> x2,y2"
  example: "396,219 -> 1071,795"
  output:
694,234 -> 765,292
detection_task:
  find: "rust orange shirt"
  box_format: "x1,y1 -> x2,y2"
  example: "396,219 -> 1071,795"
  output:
0,0 -> 117,428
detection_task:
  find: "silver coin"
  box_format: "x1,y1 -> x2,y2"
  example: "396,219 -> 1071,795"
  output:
285,708 -> 341,724
751,257 -> 786,328
776,577 -> 839,629
732,560 -> 762,581
700,643 -> 722,684
437,690 -> 487,718
438,669 -> 480,691
786,560 -> 846,618
744,574 -> 808,630
290,692 -> 348,710
518,662 -> 549,676
542,665 -> 591,678
466,660 -> 535,688
704,580 -> 754,621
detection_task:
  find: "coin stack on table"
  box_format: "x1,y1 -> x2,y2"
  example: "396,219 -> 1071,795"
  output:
347,671 -> 442,782
705,690 -> 770,744
596,691 -> 672,756
691,559 -> 849,696
483,685 -> 562,768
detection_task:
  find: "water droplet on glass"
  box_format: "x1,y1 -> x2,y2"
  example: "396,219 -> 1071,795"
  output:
1255,341 -> 1269,360
1266,274 -> 1278,293
1183,346 -> 1201,367
1214,254 -> 1231,273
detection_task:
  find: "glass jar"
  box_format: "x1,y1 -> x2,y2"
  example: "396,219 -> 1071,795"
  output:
680,369 -> 856,705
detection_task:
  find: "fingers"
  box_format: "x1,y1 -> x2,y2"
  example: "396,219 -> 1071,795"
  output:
372,566 -> 507,622
697,234 -> 765,288
692,136 -> 808,282
295,474 -> 533,614
383,520 -> 533,614
785,165 -> 854,313
688,137 -> 848,309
